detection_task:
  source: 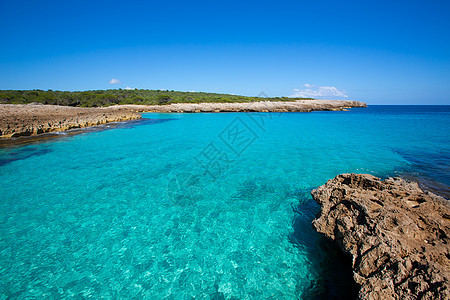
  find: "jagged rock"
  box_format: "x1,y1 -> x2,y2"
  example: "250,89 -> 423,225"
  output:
312,173 -> 450,300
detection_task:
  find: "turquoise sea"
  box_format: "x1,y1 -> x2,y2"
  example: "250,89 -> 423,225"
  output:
0,105 -> 449,299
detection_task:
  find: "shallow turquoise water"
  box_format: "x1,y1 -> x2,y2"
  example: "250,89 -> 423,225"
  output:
0,106 -> 449,298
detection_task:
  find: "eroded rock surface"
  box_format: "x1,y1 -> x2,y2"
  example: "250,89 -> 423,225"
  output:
0,104 -> 141,138
312,173 -> 450,300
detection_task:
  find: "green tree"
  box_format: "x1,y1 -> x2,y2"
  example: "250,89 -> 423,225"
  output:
157,94 -> 172,105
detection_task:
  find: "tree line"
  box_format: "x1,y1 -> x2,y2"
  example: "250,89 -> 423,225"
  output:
0,89 -> 313,107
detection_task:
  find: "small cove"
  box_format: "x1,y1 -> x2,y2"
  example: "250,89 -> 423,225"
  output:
0,106 -> 448,298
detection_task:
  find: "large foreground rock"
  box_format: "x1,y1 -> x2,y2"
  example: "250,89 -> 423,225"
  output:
312,173 -> 450,299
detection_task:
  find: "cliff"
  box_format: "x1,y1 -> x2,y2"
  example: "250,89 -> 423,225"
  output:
312,173 -> 449,299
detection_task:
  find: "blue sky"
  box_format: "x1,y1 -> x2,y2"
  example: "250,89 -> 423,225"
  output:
1,0 -> 449,104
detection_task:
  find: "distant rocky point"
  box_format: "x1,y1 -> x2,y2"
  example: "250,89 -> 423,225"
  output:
0,100 -> 366,139
312,173 -> 449,299
120,99 -> 366,113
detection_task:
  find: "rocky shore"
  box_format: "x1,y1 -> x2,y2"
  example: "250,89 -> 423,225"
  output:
0,100 -> 366,139
120,99 -> 367,113
312,173 -> 449,299
0,104 -> 141,138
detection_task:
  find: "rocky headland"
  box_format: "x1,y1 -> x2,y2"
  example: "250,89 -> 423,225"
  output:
0,104 -> 141,138
0,100 -> 366,139
312,173 -> 449,299
120,99 -> 367,113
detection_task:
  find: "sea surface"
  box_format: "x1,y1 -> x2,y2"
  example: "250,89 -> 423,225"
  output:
0,105 -> 448,299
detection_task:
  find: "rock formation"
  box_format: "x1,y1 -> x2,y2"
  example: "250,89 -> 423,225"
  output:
120,99 -> 367,113
0,104 -> 141,138
312,173 -> 449,300
0,100 -> 366,139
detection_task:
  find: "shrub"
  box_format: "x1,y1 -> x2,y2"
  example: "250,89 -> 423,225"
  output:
157,94 -> 172,105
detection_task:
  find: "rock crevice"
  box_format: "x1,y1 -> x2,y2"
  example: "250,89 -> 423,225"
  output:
312,173 -> 449,299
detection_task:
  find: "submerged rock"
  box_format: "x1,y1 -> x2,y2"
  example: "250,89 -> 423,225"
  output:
311,173 -> 450,300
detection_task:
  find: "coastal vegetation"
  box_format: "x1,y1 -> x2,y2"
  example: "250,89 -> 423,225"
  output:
0,89 -> 313,107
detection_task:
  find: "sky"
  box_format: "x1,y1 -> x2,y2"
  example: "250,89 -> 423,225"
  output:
0,0 -> 449,104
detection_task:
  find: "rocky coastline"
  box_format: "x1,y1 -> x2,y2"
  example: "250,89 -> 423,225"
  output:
0,100 -> 366,139
120,99 -> 367,113
312,173 -> 449,299
0,104 -> 141,138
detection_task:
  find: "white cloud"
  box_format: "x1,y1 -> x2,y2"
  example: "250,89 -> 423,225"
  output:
124,86 -> 135,90
109,78 -> 121,85
290,85 -> 348,98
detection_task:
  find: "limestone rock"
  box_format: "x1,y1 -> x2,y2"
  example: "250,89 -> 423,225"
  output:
0,104 -> 141,138
120,99 -> 367,113
312,173 -> 450,300
0,100 -> 366,139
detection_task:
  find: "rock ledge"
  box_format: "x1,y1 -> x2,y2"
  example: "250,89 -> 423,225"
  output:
312,173 -> 449,300
0,104 -> 141,138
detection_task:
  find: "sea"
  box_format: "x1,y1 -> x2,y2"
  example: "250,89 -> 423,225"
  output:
0,105 -> 448,299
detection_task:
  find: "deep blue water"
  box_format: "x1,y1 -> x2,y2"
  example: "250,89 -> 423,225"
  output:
0,105 -> 448,298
